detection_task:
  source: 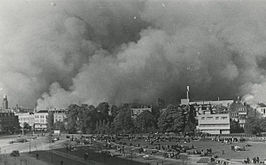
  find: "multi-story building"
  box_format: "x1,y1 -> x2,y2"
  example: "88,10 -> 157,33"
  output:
197,113 -> 230,134
53,110 -> 66,123
189,100 -> 234,107
34,110 -> 48,131
181,99 -> 231,134
181,98 -> 233,116
15,112 -> 35,128
193,104 -> 212,116
256,104 -> 266,118
229,101 -> 247,128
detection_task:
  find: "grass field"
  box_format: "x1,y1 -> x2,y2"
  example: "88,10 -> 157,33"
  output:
190,140 -> 266,160
4,134 -> 265,165
113,137 -> 266,161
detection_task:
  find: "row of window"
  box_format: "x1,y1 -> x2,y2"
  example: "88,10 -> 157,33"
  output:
199,129 -> 229,131
35,115 -> 47,118
0,113 -> 14,117
199,124 -> 230,127
201,116 -> 228,120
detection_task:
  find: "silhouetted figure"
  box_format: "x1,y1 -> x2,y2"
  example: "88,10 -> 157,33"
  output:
36,153 -> 39,160
247,157 -> 250,164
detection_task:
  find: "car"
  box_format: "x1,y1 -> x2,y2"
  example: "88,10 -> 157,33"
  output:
54,137 -> 59,141
51,136 -> 60,143
143,155 -> 151,159
10,150 -> 20,157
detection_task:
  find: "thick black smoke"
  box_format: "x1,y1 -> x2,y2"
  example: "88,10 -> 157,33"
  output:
1,0 -> 266,109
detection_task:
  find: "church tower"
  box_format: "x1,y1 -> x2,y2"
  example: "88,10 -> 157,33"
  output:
2,95 -> 8,110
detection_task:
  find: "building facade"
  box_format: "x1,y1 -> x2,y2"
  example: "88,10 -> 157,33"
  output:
0,112 -> 19,133
229,101 -> 247,128
197,113 -> 230,134
34,110 -> 48,131
189,100 -> 234,107
15,112 -> 35,128
256,106 -> 266,118
131,106 -> 152,118
53,110 -> 66,123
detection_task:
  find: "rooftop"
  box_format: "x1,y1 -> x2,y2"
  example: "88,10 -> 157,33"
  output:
36,110 -> 48,113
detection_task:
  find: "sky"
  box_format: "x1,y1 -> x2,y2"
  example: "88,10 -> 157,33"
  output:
1,0 -> 266,109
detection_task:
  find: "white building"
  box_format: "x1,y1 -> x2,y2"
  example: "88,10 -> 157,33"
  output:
131,106 -> 152,118
53,110 -> 66,123
256,106 -> 266,118
34,110 -> 48,131
197,113 -> 230,135
189,100 -> 234,107
229,102 -> 248,128
15,112 -> 35,128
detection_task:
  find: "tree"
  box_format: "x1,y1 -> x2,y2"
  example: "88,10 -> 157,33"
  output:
110,105 -> 119,119
244,117 -> 262,135
259,119 -> 266,132
47,111 -> 54,132
230,120 -> 244,133
113,105 -> 134,134
54,121 -> 66,132
96,102 -> 110,117
23,122 -> 31,134
135,110 -> 157,133
65,104 -> 107,134
157,105 -> 185,133
247,105 -> 262,118
66,104 -> 81,133
183,105 -> 197,134
23,122 -> 31,129
84,108 -> 100,134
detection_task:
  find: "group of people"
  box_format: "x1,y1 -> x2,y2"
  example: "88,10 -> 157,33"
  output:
244,157 -> 264,164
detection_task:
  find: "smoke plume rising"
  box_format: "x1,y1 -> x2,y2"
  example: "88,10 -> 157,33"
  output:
1,0 -> 266,109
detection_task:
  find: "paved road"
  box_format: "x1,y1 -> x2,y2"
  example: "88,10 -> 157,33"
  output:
0,135 -> 66,154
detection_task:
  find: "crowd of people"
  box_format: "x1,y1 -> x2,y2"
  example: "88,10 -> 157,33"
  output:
244,156 -> 265,164
62,133 -> 266,165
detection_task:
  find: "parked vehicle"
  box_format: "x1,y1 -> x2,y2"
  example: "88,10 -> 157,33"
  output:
10,150 -> 20,157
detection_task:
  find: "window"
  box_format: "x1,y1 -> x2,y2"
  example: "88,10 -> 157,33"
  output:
215,117 -> 219,120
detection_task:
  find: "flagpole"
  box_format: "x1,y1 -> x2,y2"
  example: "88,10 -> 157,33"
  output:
186,86 -> 190,101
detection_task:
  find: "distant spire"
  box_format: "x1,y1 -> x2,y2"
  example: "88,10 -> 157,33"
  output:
186,86 -> 190,100
2,94 -> 8,110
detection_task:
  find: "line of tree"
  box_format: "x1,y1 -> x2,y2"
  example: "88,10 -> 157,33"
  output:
48,102 -> 197,135
45,99 -> 266,135
243,105 -> 265,135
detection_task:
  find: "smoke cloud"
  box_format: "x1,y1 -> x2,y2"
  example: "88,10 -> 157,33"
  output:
1,0 -> 266,109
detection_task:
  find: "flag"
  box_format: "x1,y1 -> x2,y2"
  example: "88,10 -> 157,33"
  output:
187,86 -> 190,92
